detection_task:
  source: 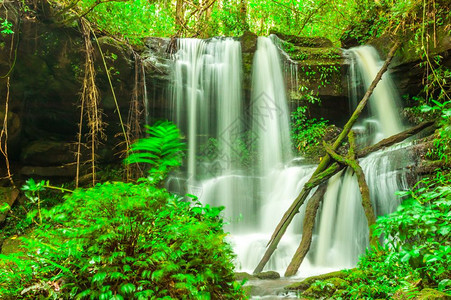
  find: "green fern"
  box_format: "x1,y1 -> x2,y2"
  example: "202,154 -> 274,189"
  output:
124,121 -> 185,180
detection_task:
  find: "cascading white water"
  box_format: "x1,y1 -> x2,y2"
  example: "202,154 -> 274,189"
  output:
312,145 -> 411,271
170,39 -> 412,277
311,45 -> 410,272
171,38 -> 242,183
251,37 -> 292,173
345,46 -> 404,143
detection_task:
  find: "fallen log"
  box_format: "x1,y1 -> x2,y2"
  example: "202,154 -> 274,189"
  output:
260,120 -> 436,275
324,131 -> 377,247
357,120 -> 436,158
253,41 -> 400,274
284,183 -> 327,277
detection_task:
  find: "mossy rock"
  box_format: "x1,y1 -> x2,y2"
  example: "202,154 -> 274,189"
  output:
302,277 -> 349,298
288,47 -> 342,61
235,272 -> 256,281
285,270 -> 350,291
240,31 -> 258,53
270,32 -> 334,48
416,288 -> 450,300
0,110 -> 21,144
242,285 -> 255,298
0,188 -> 19,224
1,235 -> 24,255
21,140 -> 75,166
255,271 -> 280,280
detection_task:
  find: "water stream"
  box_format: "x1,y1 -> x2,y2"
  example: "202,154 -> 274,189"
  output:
168,37 -> 412,279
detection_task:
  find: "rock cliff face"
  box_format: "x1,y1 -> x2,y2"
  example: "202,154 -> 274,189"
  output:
274,34 -> 349,126
0,1 -> 138,182
369,30 -> 451,102
1,1 -> 449,183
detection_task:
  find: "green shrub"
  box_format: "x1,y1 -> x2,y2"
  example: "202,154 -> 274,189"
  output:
0,181 -> 245,299
336,172 -> 451,299
124,121 -> 185,184
291,106 -> 329,155
1,121 -> 244,299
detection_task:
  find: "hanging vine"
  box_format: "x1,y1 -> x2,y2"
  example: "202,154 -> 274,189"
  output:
0,3 -> 18,188
76,18 -> 106,187
124,51 -> 145,180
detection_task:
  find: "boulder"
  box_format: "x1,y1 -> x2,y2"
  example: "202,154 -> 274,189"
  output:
21,140 -> 75,166
20,165 -> 76,178
255,271 -> 280,280
0,187 -> 19,224
285,269 -> 350,291
235,272 -> 256,281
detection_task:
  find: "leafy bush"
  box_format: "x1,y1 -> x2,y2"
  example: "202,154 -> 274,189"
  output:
375,173 -> 451,287
336,172 -> 450,299
0,121 -> 244,299
291,106 -> 329,155
125,121 -> 185,184
0,181 -> 245,299
301,171 -> 451,299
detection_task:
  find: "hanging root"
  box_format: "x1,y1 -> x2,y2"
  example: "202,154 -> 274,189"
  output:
123,51 -> 145,180
77,18 -> 106,187
0,77 -> 15,188
0,16 -> 17,188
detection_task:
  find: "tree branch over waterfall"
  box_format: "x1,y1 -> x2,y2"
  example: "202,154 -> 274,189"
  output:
324,131 -> 377,247
284,183 -> 327,277
253,41 -> 401,274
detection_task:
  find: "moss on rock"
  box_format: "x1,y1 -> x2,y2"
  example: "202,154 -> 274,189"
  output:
285,269 -> 351,291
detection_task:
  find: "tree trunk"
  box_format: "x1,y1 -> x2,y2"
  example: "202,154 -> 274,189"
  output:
324,131 -> 377,247
357,120 -> 436,157
284,184 -> 327,277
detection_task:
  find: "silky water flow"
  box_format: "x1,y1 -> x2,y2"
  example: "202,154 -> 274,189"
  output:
168,38 -> 412,276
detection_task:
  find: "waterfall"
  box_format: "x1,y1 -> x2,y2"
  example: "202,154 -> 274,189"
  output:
251,37 -> 292,173
171,38 -> 242,184
311,45 -> 411,272
169,39 -> 412,276
345,46 -> 404,143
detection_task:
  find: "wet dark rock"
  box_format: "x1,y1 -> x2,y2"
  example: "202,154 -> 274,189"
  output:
0,187 -> 19,224
21,140 -> 75,166
255,271 -> 280,280
240,31 -> 258,53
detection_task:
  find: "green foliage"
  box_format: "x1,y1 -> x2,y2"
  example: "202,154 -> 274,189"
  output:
0,18 -> 13,35
0,181 -> 245,299
291,106 -> 329,155
375,173 -> 451,285
125,121 -> 185,184
311,172 -> 451,299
